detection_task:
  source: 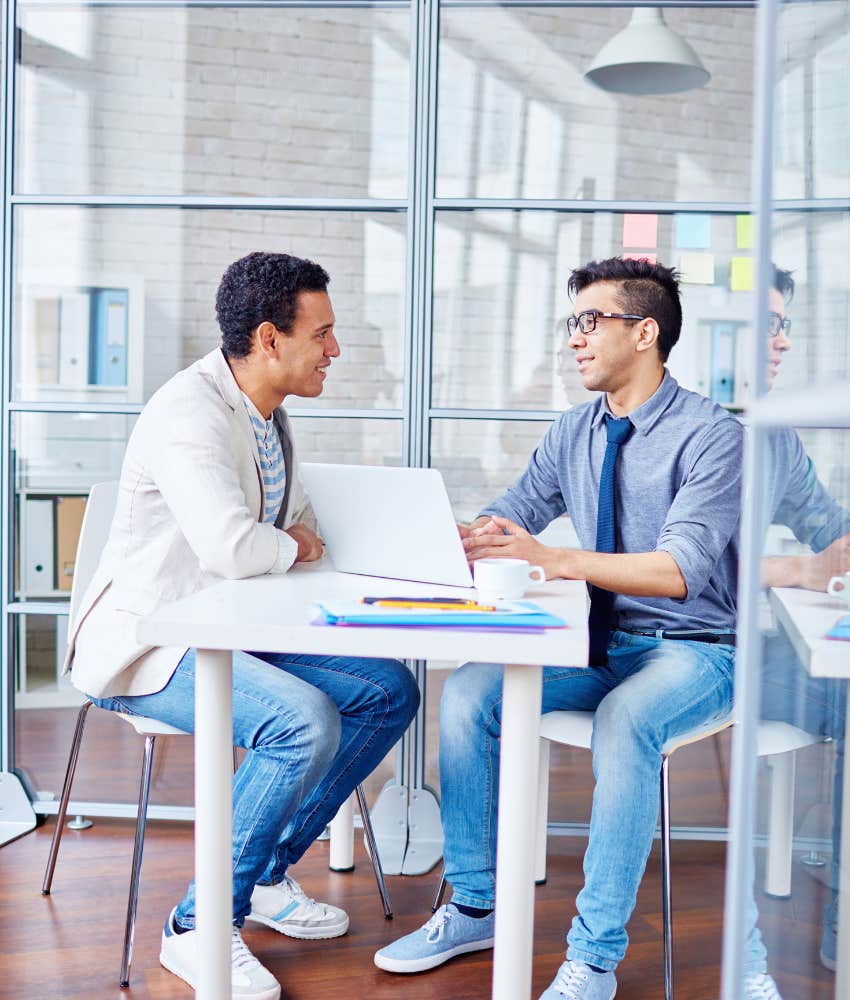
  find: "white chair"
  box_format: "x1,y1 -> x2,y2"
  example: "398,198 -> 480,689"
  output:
534,711 -> 821,1000
42,482 -> 392,989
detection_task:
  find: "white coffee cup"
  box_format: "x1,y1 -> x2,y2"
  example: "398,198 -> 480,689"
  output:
473,558 -> 546,602
827,572 -> 850,605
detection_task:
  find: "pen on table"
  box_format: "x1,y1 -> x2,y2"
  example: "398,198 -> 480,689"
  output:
361,597 -> 497,611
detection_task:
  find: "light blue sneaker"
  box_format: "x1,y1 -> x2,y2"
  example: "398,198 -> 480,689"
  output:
373,903 -> 494,973
539,960 -> 616,1000
743,973 -> 783,999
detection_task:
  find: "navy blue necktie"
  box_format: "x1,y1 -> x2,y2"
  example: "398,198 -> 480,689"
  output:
587,414 -> 633,665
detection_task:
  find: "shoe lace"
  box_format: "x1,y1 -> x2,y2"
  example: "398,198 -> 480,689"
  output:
282,874 -> 324,913
553,961 -> 591,1000
424,907 -> 453,943
746,974 -> 779,1000
231,929 -> 260,974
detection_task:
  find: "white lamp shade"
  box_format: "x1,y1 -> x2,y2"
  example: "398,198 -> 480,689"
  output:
585,8 -> 710,96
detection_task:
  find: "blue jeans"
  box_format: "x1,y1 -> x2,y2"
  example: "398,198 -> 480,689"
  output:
439,629 -> 735,971
743,629 -> 846,975
92,648 -> 419,927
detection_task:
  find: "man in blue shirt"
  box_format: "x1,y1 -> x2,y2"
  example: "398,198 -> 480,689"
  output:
375,257 -> 753,999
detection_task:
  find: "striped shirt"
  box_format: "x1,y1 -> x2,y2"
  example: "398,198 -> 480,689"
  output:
242,394 -> 286,525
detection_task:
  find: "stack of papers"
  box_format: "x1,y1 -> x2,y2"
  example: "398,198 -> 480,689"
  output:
826,613 -> 850,642
313,599 -> 566,632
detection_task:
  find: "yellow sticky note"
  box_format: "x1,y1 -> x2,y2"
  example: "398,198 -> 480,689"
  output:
736,215 -> 753,250
730,256 -> 754,291
679,251 -> 715,285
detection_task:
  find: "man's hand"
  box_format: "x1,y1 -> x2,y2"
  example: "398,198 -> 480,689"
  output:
457,515 -> 495,540
286,523 -> 324,563
762,531 -> 850,591
462,515 -> 560,578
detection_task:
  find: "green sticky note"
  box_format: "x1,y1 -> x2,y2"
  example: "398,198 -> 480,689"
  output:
736,215 -> 753,249
730,256 -> 754,291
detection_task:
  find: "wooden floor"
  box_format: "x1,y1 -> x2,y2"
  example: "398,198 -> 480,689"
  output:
2,702 -> 839,1000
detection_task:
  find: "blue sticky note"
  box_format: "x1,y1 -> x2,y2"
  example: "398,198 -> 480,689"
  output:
675,214 -> 711,250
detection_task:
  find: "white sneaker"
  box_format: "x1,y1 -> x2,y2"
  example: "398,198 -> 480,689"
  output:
246,874 -> 350,939
160,908 -> 281,1000
744,973 -> 783,999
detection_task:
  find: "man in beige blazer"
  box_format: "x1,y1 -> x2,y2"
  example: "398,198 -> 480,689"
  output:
66,251 -> 419,1000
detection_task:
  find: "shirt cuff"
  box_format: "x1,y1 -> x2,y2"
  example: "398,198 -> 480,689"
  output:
270,528 -> 298,573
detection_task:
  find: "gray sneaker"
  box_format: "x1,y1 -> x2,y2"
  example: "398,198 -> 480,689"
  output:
744,974 -> 783,999
539,960 -> 616,1000
373,904 -> 494,973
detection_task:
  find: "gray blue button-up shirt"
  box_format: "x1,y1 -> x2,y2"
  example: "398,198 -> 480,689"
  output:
481,370 -> 743,632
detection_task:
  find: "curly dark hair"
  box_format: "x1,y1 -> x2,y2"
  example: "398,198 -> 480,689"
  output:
567,256 -> 683,363
215,251 -> 330,359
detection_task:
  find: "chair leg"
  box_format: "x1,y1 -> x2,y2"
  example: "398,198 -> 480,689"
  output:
535,738 -> 551,884
764,751 -> 795,897
42,700 -> 93,895
355,784 -> 393,920
119,734 -> 157,988
660,756 -> 673,1000
432,873 -> 447,913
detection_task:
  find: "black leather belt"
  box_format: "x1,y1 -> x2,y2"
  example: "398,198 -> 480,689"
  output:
616,626 -> 736,647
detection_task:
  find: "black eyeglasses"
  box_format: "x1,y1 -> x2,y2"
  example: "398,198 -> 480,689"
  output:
767,312 -> 792,337
566,309 -> 646,336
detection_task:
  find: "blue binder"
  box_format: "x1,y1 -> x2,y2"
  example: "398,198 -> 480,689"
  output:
89,288 -> 129,387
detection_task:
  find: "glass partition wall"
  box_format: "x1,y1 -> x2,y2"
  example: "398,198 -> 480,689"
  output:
722,2 -> 850,999
4,0 -> 844,993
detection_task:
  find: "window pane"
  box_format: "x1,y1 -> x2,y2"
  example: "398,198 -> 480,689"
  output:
775,1 -> 850,200
16,5 -> 410,198
432,209 -> 755,411
13,207 -> 407,408
437,7 -> 754,203
289,416 -> 402,467
430,417 -> 554,523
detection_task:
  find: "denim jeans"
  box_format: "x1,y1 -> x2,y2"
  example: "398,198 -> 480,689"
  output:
92,648 -> 419,927
743,628 -> 847,975
439,629 -> 735,971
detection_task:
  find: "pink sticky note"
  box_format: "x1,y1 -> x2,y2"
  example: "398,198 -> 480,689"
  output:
623,214 -> 658,249
624,252 -> 658,264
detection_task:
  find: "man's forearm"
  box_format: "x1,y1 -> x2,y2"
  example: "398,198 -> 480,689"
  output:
553,549 -> 687,599
761,555 -> 803,589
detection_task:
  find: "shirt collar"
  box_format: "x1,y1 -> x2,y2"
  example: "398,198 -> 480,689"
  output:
241,392 -> 273,432
590,369 -> 678,436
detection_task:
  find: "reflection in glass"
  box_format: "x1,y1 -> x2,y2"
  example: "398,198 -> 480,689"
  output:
13,208 -> 407,408
432,210 -> 755,411
16,5 -> 410,198
743,423 -> 850,999
437,7 -> 754,203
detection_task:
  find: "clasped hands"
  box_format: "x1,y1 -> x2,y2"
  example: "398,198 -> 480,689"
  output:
459,515 -> 560,580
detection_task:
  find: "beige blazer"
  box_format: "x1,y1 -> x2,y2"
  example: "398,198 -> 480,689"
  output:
65,347 -> 317,698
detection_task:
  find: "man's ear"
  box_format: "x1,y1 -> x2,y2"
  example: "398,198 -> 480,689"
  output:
635,317 -> 660,354
255,320 -> 278,358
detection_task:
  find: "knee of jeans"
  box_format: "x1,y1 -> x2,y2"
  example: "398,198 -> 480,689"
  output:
259,687 -> 341,770
440,662 -> 503,739
592,689 -> 650,761
381,661 -> 421,726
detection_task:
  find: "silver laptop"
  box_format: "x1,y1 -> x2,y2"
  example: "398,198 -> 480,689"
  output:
299,463 -> 473,587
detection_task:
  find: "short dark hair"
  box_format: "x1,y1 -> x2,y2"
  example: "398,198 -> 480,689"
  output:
215,251 -> 330,359
567,257 -> 683,363
771,264 -> 795,302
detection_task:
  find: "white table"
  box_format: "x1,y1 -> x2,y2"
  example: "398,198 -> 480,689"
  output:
138,562 -> 589,1000
769,587 -> 850,1000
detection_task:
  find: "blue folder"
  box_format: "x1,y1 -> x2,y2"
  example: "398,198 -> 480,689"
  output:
314,599 -> 566,629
